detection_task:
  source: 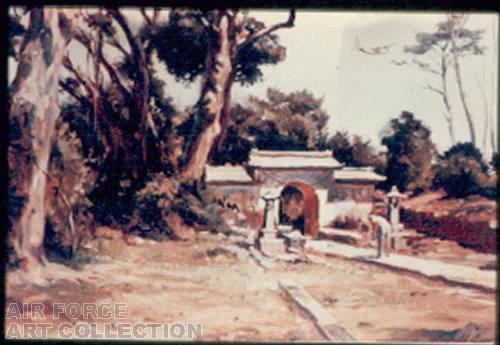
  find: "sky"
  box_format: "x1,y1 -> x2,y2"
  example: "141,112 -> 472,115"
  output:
8,9 -> 499,157
159,10 -> 498,157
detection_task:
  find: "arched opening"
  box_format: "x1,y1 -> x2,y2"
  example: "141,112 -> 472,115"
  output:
279,181 -> 319,238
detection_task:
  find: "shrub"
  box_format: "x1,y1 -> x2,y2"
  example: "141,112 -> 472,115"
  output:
434,142 -> 496,199
382,111 -> 436,193
130,176 -> 231,238
130,173 -> 179,238
44,121 -> 97,260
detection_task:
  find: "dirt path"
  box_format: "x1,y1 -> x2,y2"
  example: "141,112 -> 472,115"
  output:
5,231 -> 496,342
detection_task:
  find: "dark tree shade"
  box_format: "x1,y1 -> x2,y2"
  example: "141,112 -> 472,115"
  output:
443,142 -> 484,164
434,142 -> 495,199
151,14 -> 209,82
382,111 -> 436,194
150,12 -> 287,85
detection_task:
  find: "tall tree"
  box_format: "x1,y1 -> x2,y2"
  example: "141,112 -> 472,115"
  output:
9,8 -> 78,269
151,10 -> 296,180
447,14 -> 484,146
434,142 -> 495,199
326,131 -> 377,167
403,14 -> 486,147
58,8 -> 179,227
211,88 -> 330,164
403,30 -> 456,145
327,131 -> 352,164
382,111 -> 436,194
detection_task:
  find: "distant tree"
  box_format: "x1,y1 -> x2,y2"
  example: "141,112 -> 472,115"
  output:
326,131 -> 377,167
250,88 -> 329,149
327,131 -> 352,164
212,88 -> 330,164
382,111 -> 436,194
374,151 -> 388,176
351,135 -> 377,167
442,142 -> 486,164
402,14 -> 487,147
434,142 -> 495,198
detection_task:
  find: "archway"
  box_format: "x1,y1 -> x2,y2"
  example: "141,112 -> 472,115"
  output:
279,181 -> 319,238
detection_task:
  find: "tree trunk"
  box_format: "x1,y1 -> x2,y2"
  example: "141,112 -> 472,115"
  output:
450,24 -> 476,145
214,71 -> 235,154
440,55 -> 456,146
490,124 -> 496,154
10,9 -> 71,270
452,56 -> 476,145
182,15 -> 233,181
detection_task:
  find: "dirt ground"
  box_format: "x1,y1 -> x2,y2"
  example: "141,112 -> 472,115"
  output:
397,228 -> 497,270
5,231 -> 496,342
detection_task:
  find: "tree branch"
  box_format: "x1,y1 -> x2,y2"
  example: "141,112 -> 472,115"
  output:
106,35 -> 129,56
62,55 -> 95,99
9,9 -> 44,97
72,27 -> 131,102
424,83 -> 444,96
108,8 -> 158,141
58,79 -> 90,107
108,9 -> 142,58
140,8 -> 153,26
411,58 -> 440,75
99,53 -> 131,98
236,9 -> 295,52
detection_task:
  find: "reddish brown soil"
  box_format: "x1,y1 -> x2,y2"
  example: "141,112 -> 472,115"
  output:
5,231 -> 496,342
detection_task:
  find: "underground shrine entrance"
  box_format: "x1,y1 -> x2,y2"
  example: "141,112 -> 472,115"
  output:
278,181 -> 319,238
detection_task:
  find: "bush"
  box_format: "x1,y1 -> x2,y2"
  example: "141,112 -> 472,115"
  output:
130,175 -> 231,238
434,142 -> 496,199
44,121 -> 97,260
130,173 -> 179,238
382,111 -> 436,193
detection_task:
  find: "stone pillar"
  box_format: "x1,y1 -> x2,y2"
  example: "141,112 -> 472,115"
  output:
387,185 -> 408,251
259,191 -> 286,256
387,185 -> 407,233
263,196 -> 276,235
273,196 -> 280,228
389,199 -> 400,230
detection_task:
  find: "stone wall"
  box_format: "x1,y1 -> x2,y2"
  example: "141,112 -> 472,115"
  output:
252,168 -> 334,190
329,181 -> 376,202
205,183 -> 262,229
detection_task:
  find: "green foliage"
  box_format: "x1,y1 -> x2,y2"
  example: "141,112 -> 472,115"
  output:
59,67 -> 179,228
8,103 -> 34,267
43,121 -> 97,260
434,142 -> 496,199
211,126 -> 253,165
405,15 -> 486,57
130,173 -> 179,238
382,111 -> 436,194
130,175 -> 229,237
233,18 -> 286,85
326,131 -> 377,167
151,11 -> 287,86
212,88 -> 330,164
443,142 -> 485,163
151,13 -> 209,82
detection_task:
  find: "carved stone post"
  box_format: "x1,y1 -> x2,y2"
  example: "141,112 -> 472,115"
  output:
259,190 -> 286,256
